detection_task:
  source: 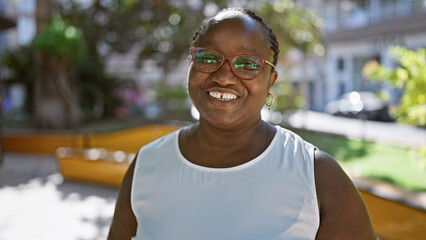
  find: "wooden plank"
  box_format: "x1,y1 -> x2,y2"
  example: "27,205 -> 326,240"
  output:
58,156 -> 129,188
88,125 -> 180,152
2,134 -> 84,155
2,124 -> 180,155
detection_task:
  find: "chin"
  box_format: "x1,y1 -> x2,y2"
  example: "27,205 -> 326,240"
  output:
201,113 -> 258,130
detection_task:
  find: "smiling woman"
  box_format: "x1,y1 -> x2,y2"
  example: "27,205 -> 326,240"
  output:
108,7 -> 376,240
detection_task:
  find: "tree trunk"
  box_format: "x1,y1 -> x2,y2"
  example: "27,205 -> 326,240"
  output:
35,0 -> 52,35
34,55 -> 82,128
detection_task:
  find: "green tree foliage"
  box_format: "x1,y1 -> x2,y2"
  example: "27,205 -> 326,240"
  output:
32,17 -> 86,128
33,16 -> 86,61
59,0 -> 324,77
256,0 -> 324,112
60,0 -> 228,68
272,80 -> 305,112
257,0 -> 324,55
78,56 -> 131,118
59,0 -> 229,119
2,0 -> 325,125
1,12 -> 90,128
363,46 -> 426,127
1,16 -> 126,126
56,0 -> 324,117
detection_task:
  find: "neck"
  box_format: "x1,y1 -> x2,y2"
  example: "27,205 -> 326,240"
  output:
179,118 -> 277,168
194,118 -> 270,152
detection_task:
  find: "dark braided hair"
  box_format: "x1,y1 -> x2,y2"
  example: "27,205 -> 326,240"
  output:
190,7 -> 280,66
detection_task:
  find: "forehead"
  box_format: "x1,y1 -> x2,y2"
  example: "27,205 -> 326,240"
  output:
195,11 -> 270,56
212,11 -> 255,26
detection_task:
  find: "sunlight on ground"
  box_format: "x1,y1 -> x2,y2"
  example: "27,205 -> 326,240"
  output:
0,155 -> 117,240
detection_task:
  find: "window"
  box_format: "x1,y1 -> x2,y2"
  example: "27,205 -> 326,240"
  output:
337,58 -> 345,71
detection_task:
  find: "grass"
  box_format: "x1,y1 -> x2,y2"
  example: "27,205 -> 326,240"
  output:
295,129 -> 426,192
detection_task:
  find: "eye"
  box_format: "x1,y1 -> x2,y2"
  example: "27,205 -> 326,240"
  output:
233,56 -> 261,70
194,50 -> 222,65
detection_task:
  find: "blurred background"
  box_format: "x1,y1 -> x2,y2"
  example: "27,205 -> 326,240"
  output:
0,0 -> 425,239
1,0 -> 425,128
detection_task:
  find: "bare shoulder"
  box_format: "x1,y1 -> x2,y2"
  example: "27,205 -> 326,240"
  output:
314,149 -> 376,239
108,156 -> 138,240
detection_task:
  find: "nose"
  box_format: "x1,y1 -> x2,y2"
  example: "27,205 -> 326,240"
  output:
212,59 -> 238,85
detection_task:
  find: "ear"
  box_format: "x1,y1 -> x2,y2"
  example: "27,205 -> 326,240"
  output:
268,70 -> 278,89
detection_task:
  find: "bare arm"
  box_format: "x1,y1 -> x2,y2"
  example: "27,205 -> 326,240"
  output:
108,157 -> 137,240
314,149 -> 376,239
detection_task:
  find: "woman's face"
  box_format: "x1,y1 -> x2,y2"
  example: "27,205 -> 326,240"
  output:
188,13 -> 277,130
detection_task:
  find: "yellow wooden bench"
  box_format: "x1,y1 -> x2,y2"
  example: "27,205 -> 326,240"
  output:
3,124 -> 180,187
3,124 -> 180,155
56,148 -> 134,188
55,124 -> 180,187
360,190 -> 425,240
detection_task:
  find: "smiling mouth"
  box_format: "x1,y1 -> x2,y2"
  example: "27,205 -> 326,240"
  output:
208,91 -> 239,101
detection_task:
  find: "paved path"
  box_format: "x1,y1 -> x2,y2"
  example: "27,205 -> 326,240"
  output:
0,154 -> 118,240
286,110 -> 426,148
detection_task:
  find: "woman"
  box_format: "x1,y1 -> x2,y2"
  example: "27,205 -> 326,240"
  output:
108,8 -> 376,240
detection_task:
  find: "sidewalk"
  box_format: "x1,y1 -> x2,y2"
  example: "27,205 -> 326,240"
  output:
0,154 -> 118,240
286,110 -> 426,148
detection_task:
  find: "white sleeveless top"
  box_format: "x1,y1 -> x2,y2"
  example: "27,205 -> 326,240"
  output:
131,125 -> 319,240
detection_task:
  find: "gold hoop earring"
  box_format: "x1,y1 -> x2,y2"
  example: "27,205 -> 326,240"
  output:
186,83 -> 189,94
265,92 -> 275,111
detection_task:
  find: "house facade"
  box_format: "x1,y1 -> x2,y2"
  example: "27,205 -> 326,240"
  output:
295,0 -> 426,110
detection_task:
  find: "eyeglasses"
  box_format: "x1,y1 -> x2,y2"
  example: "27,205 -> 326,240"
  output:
190,47 -> 275,80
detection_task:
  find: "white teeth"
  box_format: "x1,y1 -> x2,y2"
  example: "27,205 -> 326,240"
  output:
222,93 -> 237,99
209,92 -> 221,99
209,92 -> 238,101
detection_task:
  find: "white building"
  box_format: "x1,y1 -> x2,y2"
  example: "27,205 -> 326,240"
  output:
295,0 -> 426,110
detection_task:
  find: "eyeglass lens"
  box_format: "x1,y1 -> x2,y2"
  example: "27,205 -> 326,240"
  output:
193,48 -> 263,80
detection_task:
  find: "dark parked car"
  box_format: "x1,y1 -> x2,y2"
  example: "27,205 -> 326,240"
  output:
325,91 -> 394,121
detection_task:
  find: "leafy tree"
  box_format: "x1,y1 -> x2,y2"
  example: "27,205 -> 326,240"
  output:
256,0 -> 324,112
77,56 -> 131,118
60,0 -> 228,74
257,1 -> 324,56
5,0 -> 324,128
59,0 -> 229,118
363,46 -> 426,127
55,0 -> 323,120
32,16 -> 86,128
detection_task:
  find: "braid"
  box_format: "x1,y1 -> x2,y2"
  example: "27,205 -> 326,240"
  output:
237,8 -> 280,66
190,18 -> 210,49
190,7 -> 280,66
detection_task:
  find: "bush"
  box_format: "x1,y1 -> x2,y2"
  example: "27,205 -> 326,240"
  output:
363,46 -> 426,127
